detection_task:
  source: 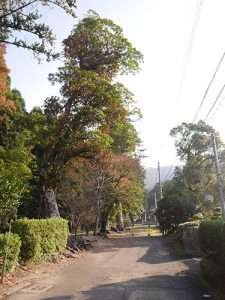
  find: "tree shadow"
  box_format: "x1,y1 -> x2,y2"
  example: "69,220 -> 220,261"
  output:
42,272 -> 207,300
137,236 -> 186,264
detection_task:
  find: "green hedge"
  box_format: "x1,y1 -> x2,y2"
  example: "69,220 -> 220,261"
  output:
176,221 -> 200,240
12,218 -> 68,262
221,222 -> 225,266
198,220 -> 223,264
0,233 -> 21,272
200,258 -> 224,281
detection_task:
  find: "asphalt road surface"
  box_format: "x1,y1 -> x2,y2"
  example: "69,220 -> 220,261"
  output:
5,234 -> 208,300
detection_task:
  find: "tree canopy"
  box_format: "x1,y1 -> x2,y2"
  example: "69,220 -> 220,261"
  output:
0,0 -> 76,59
64,10 -> 143,80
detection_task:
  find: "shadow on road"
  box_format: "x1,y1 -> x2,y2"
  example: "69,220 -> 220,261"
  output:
42,238 -> 206,300
42,272 -> 206,300
41,235 -> 208,300
137,236 -> 186,264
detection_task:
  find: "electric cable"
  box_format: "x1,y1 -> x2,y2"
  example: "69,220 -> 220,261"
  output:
162,157 -> 178,183
163,165 -> 174,183
176,0 -> 204,104
208,95 -> 225,122
204,83 -> 225,122
193,51 -> 225,123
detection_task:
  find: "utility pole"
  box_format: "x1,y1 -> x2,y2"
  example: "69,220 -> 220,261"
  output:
211,134 -> 225,220
154,190 -> 157,222
158,162 -> 163,199
154,190 -> 157,210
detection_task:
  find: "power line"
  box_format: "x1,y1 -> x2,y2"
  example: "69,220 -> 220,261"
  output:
204,83 -> 225,122
162,157 -> 178,183
193,51 -> 225,123
163,165 -> 174,183
208,95 -> 225,122
176,0 -> 204,104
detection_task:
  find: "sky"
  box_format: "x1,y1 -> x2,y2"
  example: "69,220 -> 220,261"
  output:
5,0 -> 225,171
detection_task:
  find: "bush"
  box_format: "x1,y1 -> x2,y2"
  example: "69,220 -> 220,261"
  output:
12,218 -> 68,261
198,220 -> 223,264
0,233 -> 21,272
176,221 -> 200,240
200,258 -> 224,282
221,222 -> 225,266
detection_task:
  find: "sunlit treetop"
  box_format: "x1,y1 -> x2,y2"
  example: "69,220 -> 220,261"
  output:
64,10 -> 144,80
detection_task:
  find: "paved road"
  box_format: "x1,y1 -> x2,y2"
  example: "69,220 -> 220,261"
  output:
5,235 -> 208,300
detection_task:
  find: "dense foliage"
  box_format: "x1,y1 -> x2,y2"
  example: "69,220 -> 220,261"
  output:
0,0 -> 76,60
198,220 -> 225,281
155,121 -> 223,234
0,11 -> 144,237
176,221 -> 200,240
0,233 -> 21,272
198,220 -> 223,264
12,218 -> 68,261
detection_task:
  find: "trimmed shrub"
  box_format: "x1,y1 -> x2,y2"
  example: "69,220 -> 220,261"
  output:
12,218 -> 68,261
221,222 -> 225,266
0,233 -> 21,272
176,221 -> 200,240
200,258 -> 224,282
198,219 -> 223,264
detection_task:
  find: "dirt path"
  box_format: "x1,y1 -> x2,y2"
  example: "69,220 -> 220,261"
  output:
5,235 -> 208,300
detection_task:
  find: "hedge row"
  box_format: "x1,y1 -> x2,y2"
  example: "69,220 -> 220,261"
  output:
198,219 -> 223,264
198,220 -> 225,281
176,221 -> 200,240
0,233 -> 21,272
0,218 -> 69,274
12,218 -> 68,261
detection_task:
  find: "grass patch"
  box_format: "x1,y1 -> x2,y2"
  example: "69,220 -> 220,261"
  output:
130,224 -> 161,236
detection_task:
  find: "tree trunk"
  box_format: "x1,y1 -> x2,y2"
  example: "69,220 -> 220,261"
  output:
100,211 -> 109,233
116,202 -> 125,231
93,195 -> 101,236
129,213 -> 134,227
44,186 -> 60,218
85,222 -> 90,236
93,213 -> 100,236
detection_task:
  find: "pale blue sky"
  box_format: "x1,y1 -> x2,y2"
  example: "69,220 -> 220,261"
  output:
5,0 -> 225,172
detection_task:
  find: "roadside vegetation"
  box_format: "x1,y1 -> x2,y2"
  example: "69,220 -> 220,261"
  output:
1,2 -> 225,297
144,121 -> 225,298
0,5 -> 145,279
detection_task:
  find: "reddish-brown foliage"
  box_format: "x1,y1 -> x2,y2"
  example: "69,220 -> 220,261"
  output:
0,45 -> 15,112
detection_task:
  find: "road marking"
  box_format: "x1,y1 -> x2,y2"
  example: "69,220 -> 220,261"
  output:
20,284 -> 53,293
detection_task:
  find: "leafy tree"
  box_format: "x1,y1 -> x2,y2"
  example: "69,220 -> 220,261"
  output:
58,151 -> 144,235
170,121 -> 221,209
31,11 -> 143,218
114,180 -> 144,227
170,121 -> 219,161
0,0 -> 76,59
156,121 -> 223,234
0,155 -> 31,231
0,45 -> 15,114
0,50 -> 33,229
64,10 -> 143,80
156,169 -> 199,235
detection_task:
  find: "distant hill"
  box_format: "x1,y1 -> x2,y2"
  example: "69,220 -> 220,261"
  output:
144,166 -> 175,190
